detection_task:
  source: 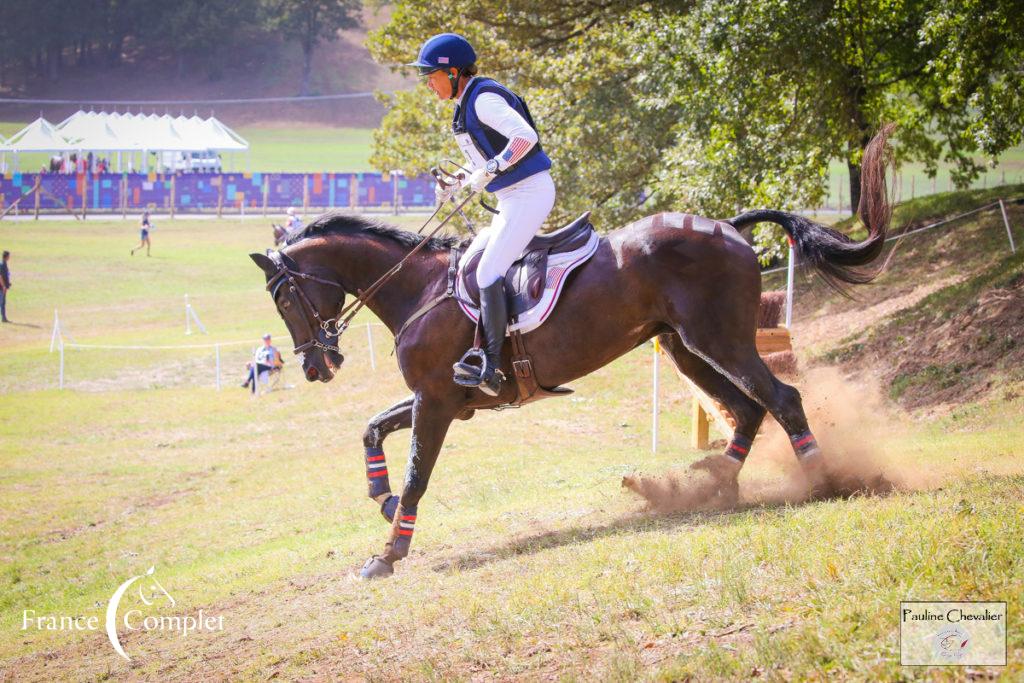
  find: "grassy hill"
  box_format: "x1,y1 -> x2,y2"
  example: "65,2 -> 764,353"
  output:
0,192 -> 1021,679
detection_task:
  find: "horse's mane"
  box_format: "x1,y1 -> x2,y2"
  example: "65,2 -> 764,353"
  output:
287,210 -> 460,252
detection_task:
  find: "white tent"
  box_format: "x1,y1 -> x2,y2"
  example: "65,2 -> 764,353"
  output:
6,118 -> 77,152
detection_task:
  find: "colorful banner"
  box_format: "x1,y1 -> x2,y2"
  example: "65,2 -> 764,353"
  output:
0,172 -> 436,213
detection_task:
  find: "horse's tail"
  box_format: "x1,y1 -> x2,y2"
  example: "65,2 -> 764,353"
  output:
727,124 -> 895,293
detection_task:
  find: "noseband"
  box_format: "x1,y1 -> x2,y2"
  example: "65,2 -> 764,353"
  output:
265,252 -> 346,356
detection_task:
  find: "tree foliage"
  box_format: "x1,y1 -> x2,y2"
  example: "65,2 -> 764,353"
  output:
368,0 -> 1024,262
0,0 -> 360,91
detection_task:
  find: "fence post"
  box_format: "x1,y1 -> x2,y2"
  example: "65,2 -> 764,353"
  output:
185,294 -> 191,335
999,199 -> 1016,254
785,238 -> 795,327
34,176 -> 40,220
170,174 -> 176,219
121,175 -> 127,219
303,174 -> 309,214
262,178 -> 269,217
652,338 -> 659,454
366,322 -> 376,371
81,175 -> 88,220
217,177 -> 223,218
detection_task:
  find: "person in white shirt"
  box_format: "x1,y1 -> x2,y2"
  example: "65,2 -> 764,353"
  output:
410,32 -> 555,396
241,333 -> 283,394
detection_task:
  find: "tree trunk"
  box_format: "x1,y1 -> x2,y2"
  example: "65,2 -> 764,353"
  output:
847,159 -> 861,217
47,43 -> 60,82
300,41 -> 314,96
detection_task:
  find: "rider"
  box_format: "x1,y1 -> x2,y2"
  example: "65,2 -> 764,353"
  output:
410,32 -> 554,397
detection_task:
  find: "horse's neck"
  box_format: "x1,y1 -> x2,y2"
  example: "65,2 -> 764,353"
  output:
319,235 -> 445,335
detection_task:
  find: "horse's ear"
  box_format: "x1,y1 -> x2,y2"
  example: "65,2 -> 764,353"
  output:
250,252 -> 275,274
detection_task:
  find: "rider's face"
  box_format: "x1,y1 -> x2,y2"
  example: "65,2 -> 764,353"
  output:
425,68 -> 455,100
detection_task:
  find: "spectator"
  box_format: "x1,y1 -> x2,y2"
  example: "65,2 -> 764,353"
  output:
286,207 -> 304,232
131,211 -> 152,257
0,251 -> 11,323
241,333 -> 283,394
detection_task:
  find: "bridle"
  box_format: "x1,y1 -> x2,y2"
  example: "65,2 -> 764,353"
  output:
265,189 -> 478,358
265,252 -> 346,356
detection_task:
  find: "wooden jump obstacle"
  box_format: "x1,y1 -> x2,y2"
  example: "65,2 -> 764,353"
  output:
670,290 -> 797,449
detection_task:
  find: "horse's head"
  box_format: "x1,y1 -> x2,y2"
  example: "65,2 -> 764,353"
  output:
250,249 -> 346,383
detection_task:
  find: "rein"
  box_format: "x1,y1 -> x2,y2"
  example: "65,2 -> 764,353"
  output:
268,191 -> 477,355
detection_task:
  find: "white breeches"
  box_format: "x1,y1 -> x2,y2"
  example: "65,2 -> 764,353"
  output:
465,171 -> 556,288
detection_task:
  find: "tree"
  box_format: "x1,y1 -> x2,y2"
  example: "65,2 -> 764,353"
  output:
270,0 -> 361,96
368,0 -> 1024,262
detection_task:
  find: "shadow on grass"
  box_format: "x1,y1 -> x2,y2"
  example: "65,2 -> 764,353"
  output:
430,476 -> 896,574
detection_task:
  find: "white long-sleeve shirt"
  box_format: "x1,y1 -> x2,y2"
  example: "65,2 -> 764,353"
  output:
455,78 -> 538,172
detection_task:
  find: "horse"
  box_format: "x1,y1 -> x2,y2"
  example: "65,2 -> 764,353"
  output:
250,127 -> 895,579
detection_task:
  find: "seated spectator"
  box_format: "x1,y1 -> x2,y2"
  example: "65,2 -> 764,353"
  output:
241,333 -> 283,394
286,207 -> 303,232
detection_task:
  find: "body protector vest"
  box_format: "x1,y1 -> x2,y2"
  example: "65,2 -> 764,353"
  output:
452,78 -> 552,193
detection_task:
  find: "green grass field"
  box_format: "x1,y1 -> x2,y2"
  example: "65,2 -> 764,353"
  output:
0,202 -> 1022,679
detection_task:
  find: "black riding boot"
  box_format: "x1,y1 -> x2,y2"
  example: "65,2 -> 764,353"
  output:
477,278 -> 508,396
452,278 -> 507,396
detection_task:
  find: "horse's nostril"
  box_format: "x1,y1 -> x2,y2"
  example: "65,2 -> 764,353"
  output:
306,366 -> 319,381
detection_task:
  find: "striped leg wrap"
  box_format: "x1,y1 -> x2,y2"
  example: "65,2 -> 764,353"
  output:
392,505 -> 417,556
364,446 -> 391,499
790,431 -> 822,460
725,434 -> 753,463
381,495 -> 399,522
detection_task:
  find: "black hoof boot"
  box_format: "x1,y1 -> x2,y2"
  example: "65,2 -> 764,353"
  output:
359,555 -> 394,580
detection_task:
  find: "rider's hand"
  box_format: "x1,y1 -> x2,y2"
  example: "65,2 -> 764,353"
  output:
467,168 -> 493,193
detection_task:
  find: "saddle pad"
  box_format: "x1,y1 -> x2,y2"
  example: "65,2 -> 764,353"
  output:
455,229 -> 600,335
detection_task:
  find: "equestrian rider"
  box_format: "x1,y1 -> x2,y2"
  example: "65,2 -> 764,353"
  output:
410,32 -> 554,397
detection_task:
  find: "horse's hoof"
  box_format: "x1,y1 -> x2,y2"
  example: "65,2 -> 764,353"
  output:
359,555 -> 394,580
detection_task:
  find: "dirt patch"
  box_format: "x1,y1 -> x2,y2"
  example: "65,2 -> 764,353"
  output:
831,268 -> 1024,410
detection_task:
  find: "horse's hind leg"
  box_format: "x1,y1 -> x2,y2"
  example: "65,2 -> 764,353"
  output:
658,333 -> 768,503
670,318 -> 824,486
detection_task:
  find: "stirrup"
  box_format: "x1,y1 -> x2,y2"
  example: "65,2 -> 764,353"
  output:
453,347 -> 487,386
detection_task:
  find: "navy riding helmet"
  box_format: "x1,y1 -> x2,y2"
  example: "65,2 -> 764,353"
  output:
408,33 -> 477,99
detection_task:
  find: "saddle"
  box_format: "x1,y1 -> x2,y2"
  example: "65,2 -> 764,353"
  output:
455,212 -> 600,334
451,212 -> 600,407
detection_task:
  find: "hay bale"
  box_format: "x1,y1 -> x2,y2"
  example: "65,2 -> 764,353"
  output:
763,350 -> 798,377
758,290 -> 786,328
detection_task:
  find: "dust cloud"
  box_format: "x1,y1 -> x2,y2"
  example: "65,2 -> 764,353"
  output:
623,367 -> 943,513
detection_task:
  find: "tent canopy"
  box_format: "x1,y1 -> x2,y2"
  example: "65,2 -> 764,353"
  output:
6,118 -> 77,152
51,111 -> 250,153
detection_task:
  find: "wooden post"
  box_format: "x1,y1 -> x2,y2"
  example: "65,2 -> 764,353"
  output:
302,174 -> 309,214
169,174 -> 176,219
216,177 -> 223,218
691,399 -> 709,450
262,177 -> 269,217
81,175 -> 88,220
34,176 -> 41,220
121,175 -> 127,219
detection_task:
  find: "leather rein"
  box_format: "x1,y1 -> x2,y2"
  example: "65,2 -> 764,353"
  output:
266,191 -> 477,357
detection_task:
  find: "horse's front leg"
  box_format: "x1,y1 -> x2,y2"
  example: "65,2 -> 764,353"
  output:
360,392 -> 457,579
362,395 -> 415,521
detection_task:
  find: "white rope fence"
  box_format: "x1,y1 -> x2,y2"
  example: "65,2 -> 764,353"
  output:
49,310 -> 389,391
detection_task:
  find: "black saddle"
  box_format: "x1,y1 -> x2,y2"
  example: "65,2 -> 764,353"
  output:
460,212 -> 594,317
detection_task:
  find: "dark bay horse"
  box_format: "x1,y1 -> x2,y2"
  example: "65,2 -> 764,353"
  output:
250,128 -> 894,579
